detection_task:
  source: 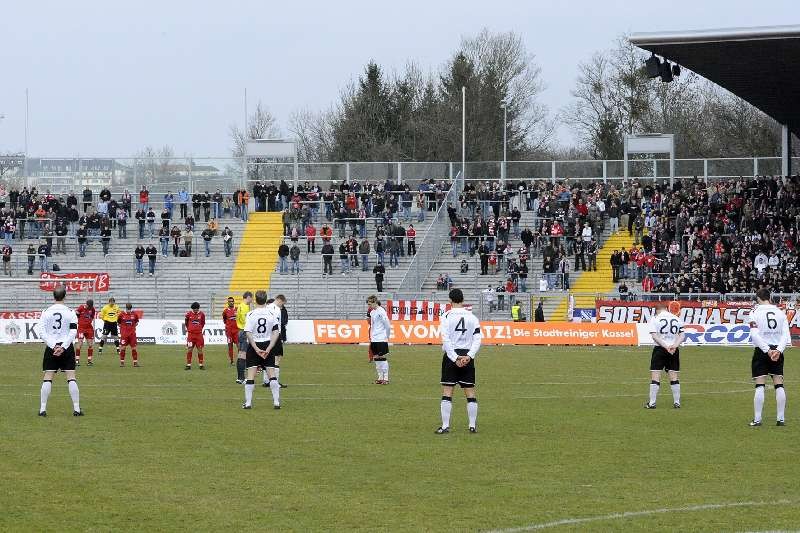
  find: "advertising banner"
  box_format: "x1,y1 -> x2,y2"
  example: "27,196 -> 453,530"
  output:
385,300 -> 471,322
39,272 -> 110,292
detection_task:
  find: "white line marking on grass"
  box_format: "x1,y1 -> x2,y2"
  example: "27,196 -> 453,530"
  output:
488,500 -> 797,532
513,389 -> 753,400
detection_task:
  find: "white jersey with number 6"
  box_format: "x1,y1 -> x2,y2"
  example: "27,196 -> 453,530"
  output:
39,303 -> 78,349
244,307 -> 279,343
648,310 -> 685,346
440,307 -> 482,362
749,304 -> 790,353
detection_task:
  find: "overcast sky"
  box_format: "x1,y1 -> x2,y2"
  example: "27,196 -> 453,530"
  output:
0,0 -> 796,158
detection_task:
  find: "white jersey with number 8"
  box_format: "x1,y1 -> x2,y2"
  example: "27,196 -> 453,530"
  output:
749,304 -> 790,353
244,307 -> 279,343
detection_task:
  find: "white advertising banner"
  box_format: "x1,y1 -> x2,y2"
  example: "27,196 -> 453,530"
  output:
636,322 -> 754,347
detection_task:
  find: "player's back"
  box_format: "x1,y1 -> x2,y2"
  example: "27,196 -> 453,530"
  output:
649,310 -> 684,346
750,304 -> 788,346
442,307 -> 481,348
40,303 -> 77,344
245,307 -> 279,343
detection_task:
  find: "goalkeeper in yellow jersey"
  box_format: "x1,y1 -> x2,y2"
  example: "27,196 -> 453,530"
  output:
98,297 -> 121,357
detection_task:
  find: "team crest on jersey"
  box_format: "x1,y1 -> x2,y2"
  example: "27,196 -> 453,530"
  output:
4,321 -> 21,341
161,321 -> 178,336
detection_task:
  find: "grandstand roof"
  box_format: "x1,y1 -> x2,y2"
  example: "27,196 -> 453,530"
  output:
630,25 -> 800,135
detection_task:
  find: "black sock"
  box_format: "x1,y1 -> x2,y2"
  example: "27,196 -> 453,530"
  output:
236,358 -> 245,380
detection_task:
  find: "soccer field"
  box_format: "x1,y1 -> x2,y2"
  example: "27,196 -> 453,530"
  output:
1,344 -> 797,532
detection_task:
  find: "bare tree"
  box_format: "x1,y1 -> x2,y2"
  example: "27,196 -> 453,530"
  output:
229,102 -> 281,158
288,107 -> 336,162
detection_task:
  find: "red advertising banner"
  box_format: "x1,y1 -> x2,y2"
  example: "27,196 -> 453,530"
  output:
39,272 -> 110,292
596,299 -> 800,334
0,311 -> 41,319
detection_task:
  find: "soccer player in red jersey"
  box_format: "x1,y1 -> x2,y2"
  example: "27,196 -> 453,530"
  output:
74,299 -> 96,366
118,303 -> 140,367
222,296 -> 238,365
185,301 -> 206,370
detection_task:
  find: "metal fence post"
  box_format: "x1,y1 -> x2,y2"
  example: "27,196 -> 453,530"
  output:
753,157 -> 758,177
602,160 -> 607,184
346,162 -> 351,184
703,159 -> 709,184
397,162 -> 402,186
551,161 -> 556,184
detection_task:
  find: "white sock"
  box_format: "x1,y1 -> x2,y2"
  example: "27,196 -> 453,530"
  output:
776,386 -> 786,422
244,381 -> 254,406
649,381 -> 660,406
68,379 -> 80,411
263,370 -> 269,384
467,399 -> 478,428
375,361 -> 382,380
754,385 -> 765,423
670,381 -> 680,405
40,380 -> 52,412
381,361 -> 389,381
269,379 -> 280,406
440,397 -> 452,429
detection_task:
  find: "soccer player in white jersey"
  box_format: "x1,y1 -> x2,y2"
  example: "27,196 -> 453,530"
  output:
38,286 -> 83,417
242,290 -> 282,410
645,301 -> 686,409
367,295 -> 391,384
262,295 -> 287,388
436,288 -> 482,434
748,288 -> 790,427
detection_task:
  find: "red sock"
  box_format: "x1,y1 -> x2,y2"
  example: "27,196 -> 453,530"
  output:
198,352 -> 204,365
120,348 -> 126,361
75,346 -> 81,360
132,349 -> 138,362
87,347 -> 93,362
186,350 -> 193,364
228,344 -> 234,362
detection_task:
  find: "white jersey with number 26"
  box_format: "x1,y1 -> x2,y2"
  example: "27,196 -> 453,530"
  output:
648,311 -> 685,346
749,304 -> 790,353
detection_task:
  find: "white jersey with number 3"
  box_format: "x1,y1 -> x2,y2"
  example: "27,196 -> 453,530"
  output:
749,304 -> 790,353
244,307 -> 279,343
39,303 -> 78,349
440,307 -> 482,361
648,311 -> 685,346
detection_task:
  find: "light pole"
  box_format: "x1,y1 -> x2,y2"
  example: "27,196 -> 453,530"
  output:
501,100 -> 509,183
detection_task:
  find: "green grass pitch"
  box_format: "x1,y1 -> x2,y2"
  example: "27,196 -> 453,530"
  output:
0,343 -> 798,532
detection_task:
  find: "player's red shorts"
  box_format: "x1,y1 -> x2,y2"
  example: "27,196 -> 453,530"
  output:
225,328 -> 239,344
77,327 -> 95,342
187,332 -> 205,348
119,332 -> 137,348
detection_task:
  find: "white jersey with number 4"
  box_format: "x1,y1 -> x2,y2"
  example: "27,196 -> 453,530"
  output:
648,310 -> 685,346
244,306 -> 280,343
39,303 -> 78,349
440,307 -> 482,362
749,304 -> 790,353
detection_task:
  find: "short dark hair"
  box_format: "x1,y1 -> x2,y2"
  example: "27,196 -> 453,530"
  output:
86,299 -> 94,307
756,288 -> 771,303
53,286 -> 66,302
191,302 -> 200,310
255,290 -> 268,305
449,288 -> 464,304
242,291 -> 253,299
266,298 -> 275,305
275,294 -> 286,303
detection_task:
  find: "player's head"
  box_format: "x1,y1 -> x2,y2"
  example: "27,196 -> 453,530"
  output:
668,301 -> 681,315
227,296 -> 235,308
266,298 -> 275,305
274,294 -> 286,307
449,288 -> 464,305
366,295 -> 379,309
654,301 -> 668,312
242,291 -> 253,304
86,299 -> 94,308
756,287 -> 771,304
255,290 -> 268,306
53,285 -> 66,302
190,302 -> 200,311
108,297 -> 115,304
125,303 -> 132,311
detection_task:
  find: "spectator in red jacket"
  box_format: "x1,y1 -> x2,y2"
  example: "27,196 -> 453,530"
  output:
305,222 -> 317,253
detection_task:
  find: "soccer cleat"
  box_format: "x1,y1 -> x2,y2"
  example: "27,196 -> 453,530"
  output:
235,379 -> 244,385
644,403 -> 656,409
279,382 -> 287,389
87,360 -> 93,366
229,361 -> 234,366
199,365 -> 205,370
777,420 -> 786,426
374,379 -> 384,385
133,362 -> 140,368
435,427 -> 450,434
273,404 -> 281,410
673,403 -> 681,409
75,360 -> 80,366
749,420 -> 762,427
120,361 -> 125,367
469,427 -> 477,433
38,411 -> 47,417
382,380 -> 389,385
73,410 -> 84,416
242,404 -> 252,410
262,382 -> 270,388
185,365 -> 191,370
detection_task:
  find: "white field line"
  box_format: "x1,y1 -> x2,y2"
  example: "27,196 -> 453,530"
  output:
487,499 -> 797,532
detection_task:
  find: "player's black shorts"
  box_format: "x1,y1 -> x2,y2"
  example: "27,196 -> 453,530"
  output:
43,345 -> 76,372
102,321 -> 118,336
246,341 -> 271,369
650,346 -> 680,372
370,342 -> 389,359
752,346 -> 784,378
441,349 -> 475,388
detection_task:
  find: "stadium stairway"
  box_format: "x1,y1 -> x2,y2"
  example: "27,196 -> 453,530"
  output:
227,212 -> 283,295
550,229 -> 635,320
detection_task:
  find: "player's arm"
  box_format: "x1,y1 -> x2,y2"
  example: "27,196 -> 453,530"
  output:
184,314 -> 190,330
39,314 -> 58,350
467,318 -> 482,359
64,311 -> 78,347
649,320 -> 671,350
776,314 -> 791,354
262,325 -> 280,356
244,315 -> 259,352
440,315 -> 458,362
748,313 -> 771,353
200,312 -> 206,328
669,322 -> 685,350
